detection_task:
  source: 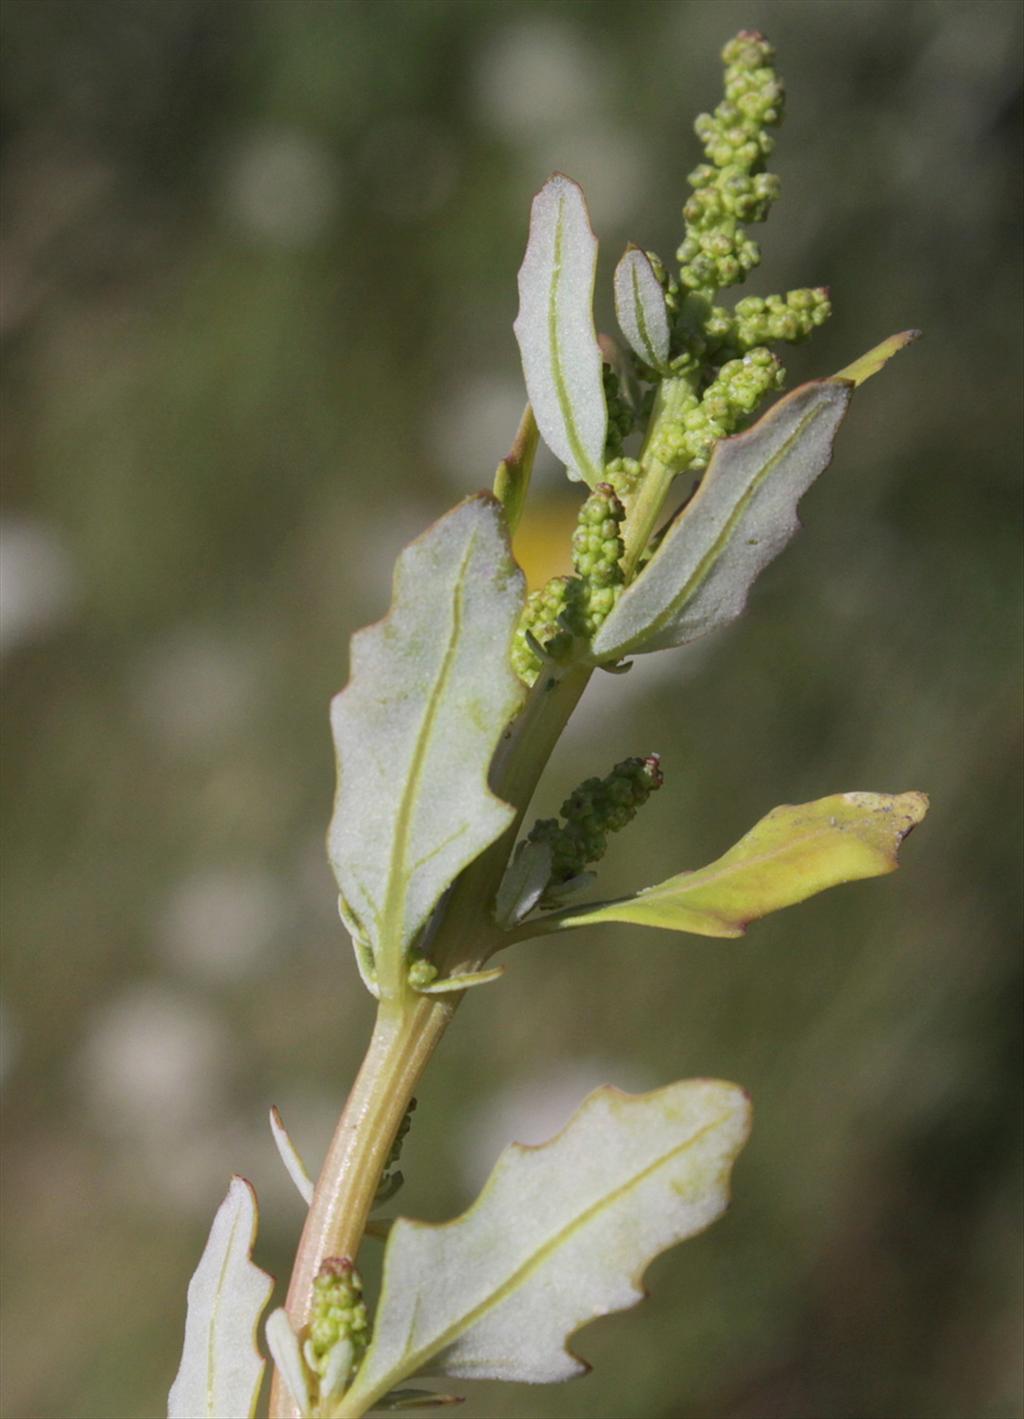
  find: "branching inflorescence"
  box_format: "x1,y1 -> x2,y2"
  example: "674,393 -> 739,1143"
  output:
169,32 -> 926,1419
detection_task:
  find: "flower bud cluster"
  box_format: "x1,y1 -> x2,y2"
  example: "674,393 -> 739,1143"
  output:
730,288 -> 831,348
603,456 -> 643,501
306,1258 -> 368,1383
528,755 -> 664,890
510,575 -> 587,685
645,349 -> 783,474
512,485 -> 630,684
572,483 -> 626,635
603,365 -> 635,461
677,30 -> 783,297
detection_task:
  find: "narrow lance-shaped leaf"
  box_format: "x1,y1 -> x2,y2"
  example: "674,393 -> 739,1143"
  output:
548,791 -> 928,938
269,1106 -> 314,1207
168,1177 -> 274,1419
328,495 -> 526,998
614,247 -> 672,374
592,334 -> 916,661
513,174 -> 607,487
335,1080 -> 751,1417
493,837 -> 552,928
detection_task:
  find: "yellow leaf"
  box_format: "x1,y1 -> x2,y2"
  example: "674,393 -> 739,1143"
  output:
557,791 -> 929,937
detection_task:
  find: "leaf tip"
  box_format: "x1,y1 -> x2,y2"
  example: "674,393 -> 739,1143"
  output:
834,329 -> 921,388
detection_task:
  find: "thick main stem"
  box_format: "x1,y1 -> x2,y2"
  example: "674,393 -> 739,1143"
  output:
269,996 -> 453,1419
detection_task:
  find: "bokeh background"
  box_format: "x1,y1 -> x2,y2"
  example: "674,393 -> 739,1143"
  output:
2,2 -> 1021,1417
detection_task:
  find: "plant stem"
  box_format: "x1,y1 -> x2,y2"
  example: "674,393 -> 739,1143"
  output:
621,375 -> 694,579
431,662 -> 592,977
270,662 -> 592,1418
269,995 -> 454,1419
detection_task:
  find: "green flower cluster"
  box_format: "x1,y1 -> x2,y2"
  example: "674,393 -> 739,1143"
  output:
527,754 -> 663,895
603,455 -> 643,501
603,365 -> 635,461
645,348 -> 783,474
510,575 -> 586,685
657,33 -> 830,383
677,30 -> 783,297
571,483 -> 626,633
730,288 -> 831,347
306,1257 -> 369,1384
512,485 -> 628,684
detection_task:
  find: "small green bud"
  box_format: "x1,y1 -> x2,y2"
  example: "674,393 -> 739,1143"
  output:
407,954 -> 437,990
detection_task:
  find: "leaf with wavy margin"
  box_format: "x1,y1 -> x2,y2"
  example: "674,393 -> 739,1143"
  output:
513,174 -> 606,486
328,495 -> 526,997
549,792 -> 928,938
334,1081 -> 750,1416
168,1177 -> 274,1419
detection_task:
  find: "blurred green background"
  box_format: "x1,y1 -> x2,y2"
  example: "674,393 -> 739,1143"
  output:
2,2 -> 1021,1417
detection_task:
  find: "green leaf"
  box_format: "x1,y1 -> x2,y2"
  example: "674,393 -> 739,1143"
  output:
335,1080 -> 750,1416
492,404 -> 539,537
264,1309 -> 311,1418
513,174 -> 607,486
168,1177 -> 274,1419
614,247 -> 672,374
552,791 -> 928,938
269,1105 -> 314,1207
493,837 -> 552,928
328,495 -> 526,997
591,378 -> 853,660
834,328 -> 920,387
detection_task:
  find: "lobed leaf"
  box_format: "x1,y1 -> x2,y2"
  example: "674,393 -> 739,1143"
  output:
591,378 -> 852,660
513,174 -> 607,486
613,247 -> 672,374
553,791 -> 928,938
328,495 -> 526,997
335,1080 -> 750,1416
168,1177 -> 274,1419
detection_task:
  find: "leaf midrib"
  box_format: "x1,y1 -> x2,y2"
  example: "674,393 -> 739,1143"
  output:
609,388 -> 840,651
548,191 -> 598,485
377,534 -> 475,985
353,1109 -> 730,1404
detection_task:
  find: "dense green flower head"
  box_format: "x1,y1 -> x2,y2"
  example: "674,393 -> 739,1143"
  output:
602,365 -> 635,461
677,29 -> 783,299
644,349 -> 784,476
528,755 -> 664,895
307,1257 -> 369,1378
511,575 -> 588,686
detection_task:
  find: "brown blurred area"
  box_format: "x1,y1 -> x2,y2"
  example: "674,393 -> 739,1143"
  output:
2,2 -> 1021,1417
